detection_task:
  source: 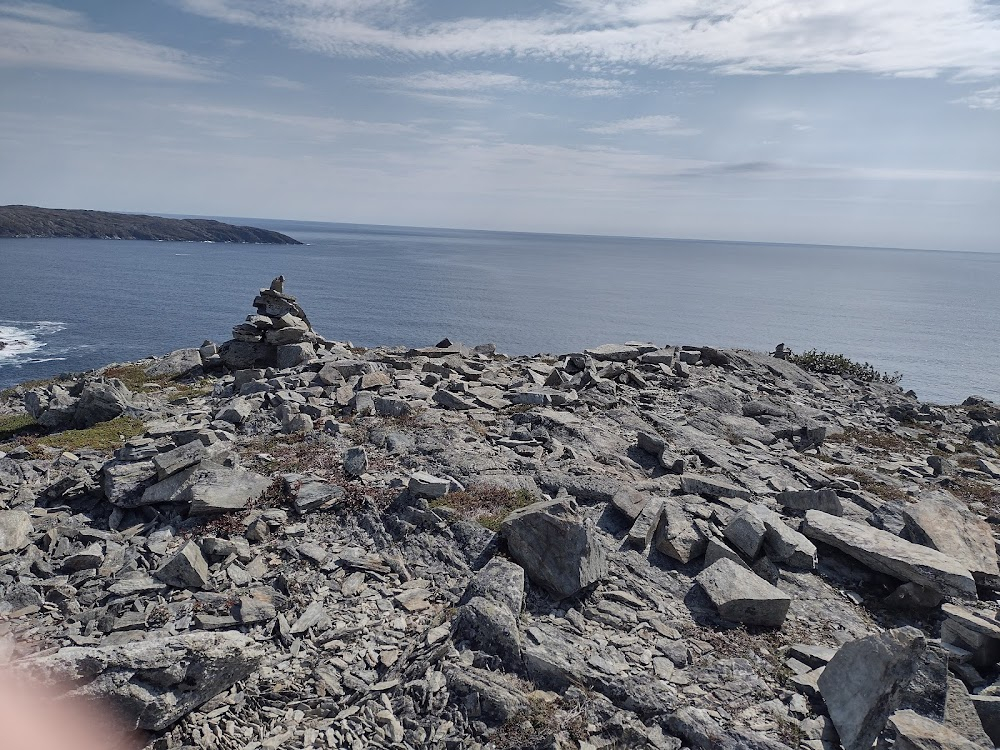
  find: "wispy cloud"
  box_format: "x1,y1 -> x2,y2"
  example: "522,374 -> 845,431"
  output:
176,0 -> 1000,79
955,86 -> 1000,110
261,74 -> 305,90
585,115 -> 700,136
168,103 -> 416,139
0,2 -> 210,80
365,69 -> 646,105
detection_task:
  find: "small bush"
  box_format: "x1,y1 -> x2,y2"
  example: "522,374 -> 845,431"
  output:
787,349 -> 902,384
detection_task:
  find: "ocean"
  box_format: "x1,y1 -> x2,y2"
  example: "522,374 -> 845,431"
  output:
1,219 -> 997,404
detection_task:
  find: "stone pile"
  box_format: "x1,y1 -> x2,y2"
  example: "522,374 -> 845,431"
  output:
218,277 -> 332,371
1,279 -> 1000,750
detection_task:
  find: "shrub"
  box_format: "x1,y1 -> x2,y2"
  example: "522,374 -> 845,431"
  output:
787,349 -> 902,384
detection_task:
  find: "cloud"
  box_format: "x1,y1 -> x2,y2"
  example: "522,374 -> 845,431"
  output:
261,74 -> 305,90
365,69 -> 645,106
955,86 -> 1000,110
0,2 -> 210,80
175,0 -> 1000,79
167,103 -> 416,139
585,115 -> 700,135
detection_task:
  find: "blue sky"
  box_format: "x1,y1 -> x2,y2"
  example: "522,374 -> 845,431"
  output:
1,1 -> 999,251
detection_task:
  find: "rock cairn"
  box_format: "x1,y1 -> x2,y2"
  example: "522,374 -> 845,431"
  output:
1,279 -> 1000,750
218,277 -> 330,371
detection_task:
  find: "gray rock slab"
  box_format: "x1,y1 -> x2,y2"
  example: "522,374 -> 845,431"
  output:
901,489 -> 1000,588
342,446 -> 368,478
818,627 -> 927,750
776,488 -> 843,516
145,348 -> 203,379
695,558 -> 791,627
501,498 -> 607,599
152,440 -> 230,481
627,497 -> 665,550
462,557 -> 525,614
681,474 -> 752,500
15,632 -> 263,731
802,510 -> 977,598
154,540 -> 211,589
886,710 -> 983,750
723,507 -> 767,559
0,509 -> 33,552
654,499 -> 707,564
102,459 -> 157,505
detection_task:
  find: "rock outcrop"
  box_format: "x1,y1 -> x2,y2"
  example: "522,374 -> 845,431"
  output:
1,279 -> 999,750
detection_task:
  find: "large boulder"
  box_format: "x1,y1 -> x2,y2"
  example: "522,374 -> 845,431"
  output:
501,498 -> 607,599
73,379 -> 133,428
0,509 -> 33,552
695,558 -> 791,627
140,461 -> 270,515
885,710 -> 984,750
654,498 -> 707,563
14,632 -> 263,731
818,627 -> 926,750
900,489 -> 1000,588
144,348 -> 203,379
802,511 -> 977,598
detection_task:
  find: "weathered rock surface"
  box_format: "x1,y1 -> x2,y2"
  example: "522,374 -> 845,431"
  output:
2,280 -> 999,750
818,627 -> 926,750
696,558 -> 791,627
802,510 -> 977,598
16,632 -> 264,730
501,498 -> 607,598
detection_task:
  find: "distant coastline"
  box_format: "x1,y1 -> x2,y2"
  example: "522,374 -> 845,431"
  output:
0,205 -> 302,244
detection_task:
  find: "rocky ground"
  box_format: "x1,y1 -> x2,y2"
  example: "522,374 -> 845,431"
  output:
1,280 -> 1000,750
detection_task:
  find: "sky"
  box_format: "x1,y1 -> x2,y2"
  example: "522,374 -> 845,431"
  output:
1,1 -> 999,251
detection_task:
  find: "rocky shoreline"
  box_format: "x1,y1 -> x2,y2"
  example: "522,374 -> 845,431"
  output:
2,279 -> 1000,750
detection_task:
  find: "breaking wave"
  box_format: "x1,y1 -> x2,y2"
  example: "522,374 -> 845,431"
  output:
0,320 -> 67,366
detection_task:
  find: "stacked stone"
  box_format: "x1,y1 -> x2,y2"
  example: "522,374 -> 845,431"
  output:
218,278 -> 328,370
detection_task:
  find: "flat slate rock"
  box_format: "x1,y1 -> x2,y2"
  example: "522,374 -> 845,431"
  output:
696,558 -> 791,628
802,510 -> 977,598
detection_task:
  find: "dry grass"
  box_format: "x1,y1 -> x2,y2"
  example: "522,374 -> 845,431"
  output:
950,478 -> 1000,514
827,465 -> 908,502
825,426 -> 918,453
103,364 -> 213,400
492,692 -> 587,750
430,485 -> 535,531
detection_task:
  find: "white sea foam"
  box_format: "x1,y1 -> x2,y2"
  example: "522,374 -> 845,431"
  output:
0,320 -> 66,365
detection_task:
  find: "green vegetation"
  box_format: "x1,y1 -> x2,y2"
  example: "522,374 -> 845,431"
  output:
0,204 -> 302,244
430,486 -> 536,531
36,416 -> 146,453
788,349 -> 902,384
0,413 -> 37,442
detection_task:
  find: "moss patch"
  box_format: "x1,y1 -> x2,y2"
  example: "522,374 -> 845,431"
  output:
0,413 -> 38,442
35,416 -> 146,453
